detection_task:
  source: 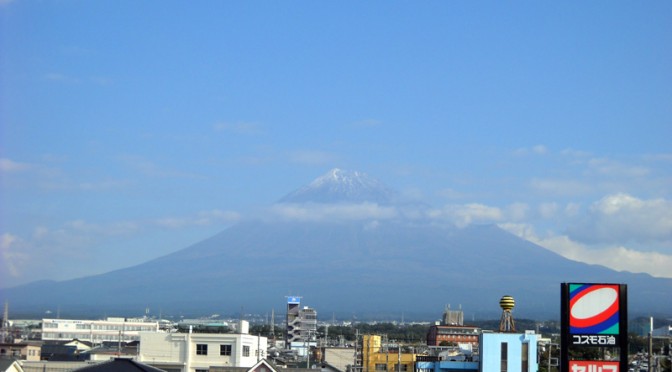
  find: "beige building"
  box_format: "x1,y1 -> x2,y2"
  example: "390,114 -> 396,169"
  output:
0,342 -> 41,361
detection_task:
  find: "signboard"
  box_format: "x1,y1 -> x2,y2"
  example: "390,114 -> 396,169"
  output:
568,284 -> 621,346
561,283 -> 627,372
287,296 -> 301,304
569,360 -> 619,372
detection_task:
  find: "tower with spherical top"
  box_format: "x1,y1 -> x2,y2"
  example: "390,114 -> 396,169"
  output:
499,295 -> 516,332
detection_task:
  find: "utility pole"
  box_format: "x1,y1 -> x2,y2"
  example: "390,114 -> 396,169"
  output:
649,317 -> 653,372
354,329 -> 359,372
397,344 -> 401,372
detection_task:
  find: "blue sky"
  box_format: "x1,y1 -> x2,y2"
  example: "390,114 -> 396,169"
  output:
1,1 -> 671,288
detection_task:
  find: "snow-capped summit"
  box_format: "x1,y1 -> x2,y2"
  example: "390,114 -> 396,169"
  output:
278,168 -> 397,204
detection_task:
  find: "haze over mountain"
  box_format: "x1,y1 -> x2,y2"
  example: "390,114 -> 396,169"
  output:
1,169 -> 670,320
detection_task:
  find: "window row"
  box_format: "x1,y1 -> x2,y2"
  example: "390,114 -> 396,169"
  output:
195,344 -> 239,356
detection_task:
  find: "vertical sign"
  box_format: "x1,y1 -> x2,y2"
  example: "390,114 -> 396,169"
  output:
561,283 -> 628,372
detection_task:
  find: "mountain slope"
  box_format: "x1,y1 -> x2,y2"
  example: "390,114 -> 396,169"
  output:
2,220 -> 670,319
1,169 -> 670,319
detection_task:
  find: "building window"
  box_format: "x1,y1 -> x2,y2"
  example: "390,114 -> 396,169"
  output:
501,342 -> 508,372
521,343 -> 529,372
220,344 -> 232,356
375,364 -> 387,371
196,344 -> 208,355
196,370 -> 208,372
394,364 -> 408,371
243,345 -> 250,357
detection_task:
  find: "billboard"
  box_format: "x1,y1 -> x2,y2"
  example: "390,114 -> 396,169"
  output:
569,360 -> 620,372
561,283 -> 627,372
568,284 -> 621,346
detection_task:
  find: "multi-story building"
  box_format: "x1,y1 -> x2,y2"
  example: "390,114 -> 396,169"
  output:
426,325 -> 480,347
362,335 -> 417,372
138,321 -> 267,372
416,331 -> 539,372
427,307 -> 479,347
285,296 -> 317,345
478,331 -> 538,372
41,317 -> 159,343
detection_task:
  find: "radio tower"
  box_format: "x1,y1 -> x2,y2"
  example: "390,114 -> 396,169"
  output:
499,295 -> 516,332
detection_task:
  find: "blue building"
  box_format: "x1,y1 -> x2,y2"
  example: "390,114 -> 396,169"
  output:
416,331 -> 539,372
479,331 -> 538,372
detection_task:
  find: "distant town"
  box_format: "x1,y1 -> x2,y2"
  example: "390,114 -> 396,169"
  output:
0,294 -> 670,372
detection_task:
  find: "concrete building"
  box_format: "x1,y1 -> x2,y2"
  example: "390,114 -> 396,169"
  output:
426,325 -> 480,347
361,335 -> 417,372
416,331 -> 538,372
0,342 -> 41,361
138,321 -> 267,372
41,318 -> 159,343
478,331 -> 538,372
286,297 -> 317,346
426,307 -> 480,347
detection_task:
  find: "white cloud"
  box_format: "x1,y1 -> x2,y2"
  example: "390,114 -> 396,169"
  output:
65,219 -> 140,236
530,178 -> 591,196
532,145 -> 548,155
499,223 -> 672,279
154,209 -> 240,228
436,188 -> 465,200
538,202 -> 559,219
564,202 -> 581,217
432,203 -> 503,228
270,202 -> 397,222
514,144 -> 548,156
0,158 -> 32,172
428,202 -> 534,227
118,155 -> 202,179
0,208 -> 243,287
568,193 -> 672,245
560,148 -> 592,158
0,233 -> 27,278
587,158 -> 649,177
506,203 -> 529,221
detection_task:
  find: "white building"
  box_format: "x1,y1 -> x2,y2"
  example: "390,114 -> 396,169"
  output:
138,321 -> 267,372
41,317 -> 159,343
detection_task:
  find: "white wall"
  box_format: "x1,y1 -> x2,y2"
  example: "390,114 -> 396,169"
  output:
139,331 -> 267,372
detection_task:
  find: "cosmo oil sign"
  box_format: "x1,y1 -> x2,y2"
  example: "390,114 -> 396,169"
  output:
568,284 -> 621,345
561,283 -> 628,372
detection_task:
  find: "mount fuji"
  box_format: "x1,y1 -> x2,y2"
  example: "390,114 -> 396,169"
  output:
279,168 -> 398,204
1,169 -> 670,320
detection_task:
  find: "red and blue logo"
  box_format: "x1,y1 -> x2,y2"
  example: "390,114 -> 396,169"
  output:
569,284 -> 620,335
